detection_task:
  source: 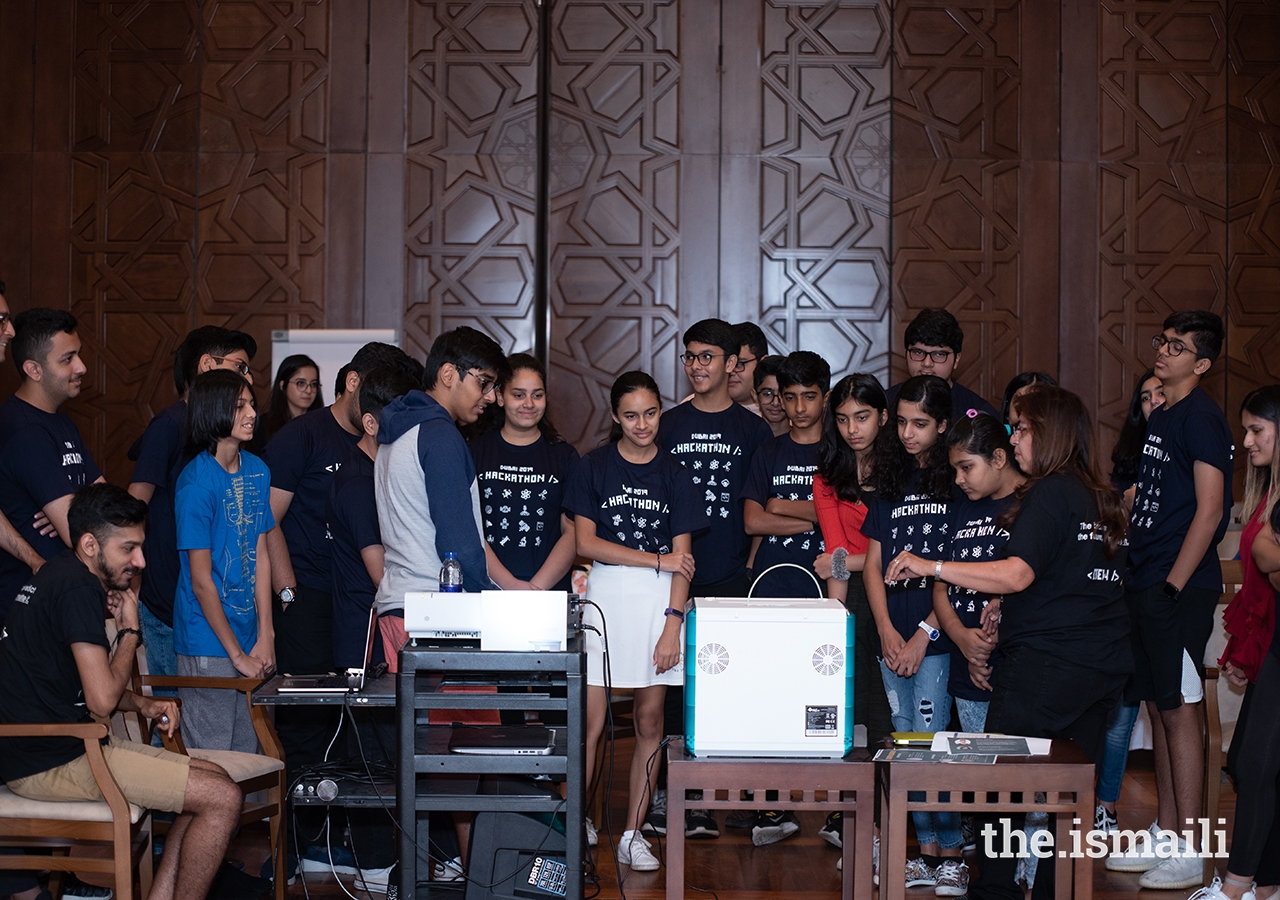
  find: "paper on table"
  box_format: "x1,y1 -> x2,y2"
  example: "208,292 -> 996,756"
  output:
930,731 -> 1053,755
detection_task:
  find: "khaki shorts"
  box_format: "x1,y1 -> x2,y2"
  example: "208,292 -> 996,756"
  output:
8,734 -> 191,814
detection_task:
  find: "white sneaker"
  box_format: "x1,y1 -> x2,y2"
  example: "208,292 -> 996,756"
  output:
1187,877 -> 1256,900
1105,820 -> 1161,872
430,856 -> 464,882
872,834 -> 879,884
1138,840 -> 1206,890
585,816 -> 598,847
617,830 -> 660,871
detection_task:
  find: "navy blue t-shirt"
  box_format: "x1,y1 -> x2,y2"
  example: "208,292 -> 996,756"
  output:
0,396 -> 102,617
1127,386 -> 1234,592
742,434 -> 825,599
130,401 -> 186,626
263,407 -> 361,593
945,493 -> 1014,699
565,444 -> 708,554
887,379 -> 998,426
659,401 -> 772,588
326,449 -> 385,669
860,468 -> 952,657
470,430 -> 580,590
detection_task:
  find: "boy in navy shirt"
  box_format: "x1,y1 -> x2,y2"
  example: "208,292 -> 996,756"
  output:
127,325 -> 258,704
0,309 -> 103,622
885,309 -> 998,423
1124,310 -> 1234,890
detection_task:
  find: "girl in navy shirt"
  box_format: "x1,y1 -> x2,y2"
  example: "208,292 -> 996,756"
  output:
470,353 -> 580,592
565,371 -> 707,872
860,374 -> 963,889
933,413 -> 1023,733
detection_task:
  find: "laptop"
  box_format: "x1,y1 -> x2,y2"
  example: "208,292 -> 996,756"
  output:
277,607 -> 377,694
447,726 -> 558,756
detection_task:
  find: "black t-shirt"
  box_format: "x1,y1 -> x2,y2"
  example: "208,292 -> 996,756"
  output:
0,553 -> 110,782
887,379 -> 998,425
470,430 -> 580,589
659,401 -> 772,588
1126,386 -> 1234,591
565,444 -> 708,554
945,494 -> 1014,699
263,407 -> 361,593
1001,473 -> 1132,673
326,449 -> 385,669
860,468 -> 952,656
742,434 -> 825,599
129,400 -> 186,626
0,396 -> 102,618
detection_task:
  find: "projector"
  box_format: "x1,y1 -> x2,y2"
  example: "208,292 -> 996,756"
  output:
684,596 -> 852,757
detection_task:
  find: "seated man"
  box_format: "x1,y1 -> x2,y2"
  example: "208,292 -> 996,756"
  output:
0,484 -> 243,900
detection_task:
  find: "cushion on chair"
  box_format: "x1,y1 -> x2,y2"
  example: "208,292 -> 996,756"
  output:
186,748 -> 284,783
0,784 -> 145,824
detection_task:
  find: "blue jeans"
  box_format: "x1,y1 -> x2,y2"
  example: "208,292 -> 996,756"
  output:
955,697 -> 989,733
139,603 -> 177,747
880,655 -> 963,850
1096,701 -> 1140,804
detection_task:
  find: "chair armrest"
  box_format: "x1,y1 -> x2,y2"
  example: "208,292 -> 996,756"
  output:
0,722 -> 109,740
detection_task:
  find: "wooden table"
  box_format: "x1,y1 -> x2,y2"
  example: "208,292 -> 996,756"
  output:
878,740 -> 1095,900
665,738 -> 875,900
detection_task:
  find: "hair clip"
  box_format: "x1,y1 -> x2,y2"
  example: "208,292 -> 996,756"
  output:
1004,424 -> 1013,435
966,408 -> 979,418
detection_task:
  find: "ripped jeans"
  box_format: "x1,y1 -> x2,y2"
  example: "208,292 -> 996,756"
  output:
880,654 -> 963,850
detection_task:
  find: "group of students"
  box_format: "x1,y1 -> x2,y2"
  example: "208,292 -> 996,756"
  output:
1,293 -> 1279,900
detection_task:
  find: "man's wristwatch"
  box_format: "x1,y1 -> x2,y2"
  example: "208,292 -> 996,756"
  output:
1161,581 -> 1181,601
279,586 -> 297,608
918,620 -> 940,642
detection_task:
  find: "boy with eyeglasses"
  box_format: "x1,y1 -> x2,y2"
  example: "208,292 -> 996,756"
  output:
651,319 -> 773,840
728,322 -> 770,414
1120,310 -> 1233,891
886,309 -> 997,423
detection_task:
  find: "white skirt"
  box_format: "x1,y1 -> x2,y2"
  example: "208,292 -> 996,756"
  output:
583,563 -> 684,689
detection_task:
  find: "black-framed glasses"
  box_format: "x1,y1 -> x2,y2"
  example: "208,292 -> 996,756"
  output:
463,369 -> 497,396
906,347 -> 953,364
290,378 -> 320,391
680,351 -> 724,367
0,313 -> 9,330
1151,334 -> 1192,357
756,388 -> 778,400
733,355 -> 757,373
211,355 -> 251,376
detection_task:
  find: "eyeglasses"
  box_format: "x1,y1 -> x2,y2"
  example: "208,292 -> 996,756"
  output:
1010,422 -> 1030,436
0,313 -> 9,329
906,347 -> 953,364
756,388 -> 778,400
290,378 -> 320,391
211,356 -> 251,376
462,369 -> 497,396
733,355 -> 757,373
1151,334 -> 1192,357
680,351 -> 724,367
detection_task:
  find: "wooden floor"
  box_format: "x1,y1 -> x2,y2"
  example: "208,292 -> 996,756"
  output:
220,742 -> 1237,899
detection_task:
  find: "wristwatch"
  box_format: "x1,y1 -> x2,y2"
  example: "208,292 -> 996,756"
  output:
279,586 -> 297,608
918,620 -> 940,642
1161,581 -> 1181,601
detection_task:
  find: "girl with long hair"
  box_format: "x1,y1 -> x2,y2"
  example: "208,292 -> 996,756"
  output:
1110,368 -> 1165,498
861,374 -> 964,891
1208,385 -> 1280,900
469,353 -> 580,593
565,371 -> 708,872
173,369 -> 275,752
886,384 -> 1132,900
260,354 -> 324,444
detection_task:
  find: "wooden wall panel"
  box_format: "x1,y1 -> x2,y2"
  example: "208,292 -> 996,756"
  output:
721,0 -> 893,387
891,0 -> 1060,409
401,0 -> 540,361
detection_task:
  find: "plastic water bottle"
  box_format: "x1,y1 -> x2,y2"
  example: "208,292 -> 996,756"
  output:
440,552 -> 463,593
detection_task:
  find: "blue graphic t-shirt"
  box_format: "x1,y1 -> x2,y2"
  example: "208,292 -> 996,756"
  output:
129,400 -> 186,626
860,468 -> 952,657
945,493 -> 1014,699
1126,386 -> 1234,591
660,401 -> 772,588
742,434 -> 825,599
0,395 -> 102,617
565,444 -> 708,554
174,451 -> 276,658
470,430 -> 580,589
263,407 -> 361,593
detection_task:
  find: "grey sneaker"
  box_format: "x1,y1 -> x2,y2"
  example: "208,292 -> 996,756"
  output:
641,788 -> 667,835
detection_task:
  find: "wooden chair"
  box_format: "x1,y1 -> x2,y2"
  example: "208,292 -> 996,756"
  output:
1203,558 -> 1244,879
0,722 -> 154,900
140,674 -> 288,900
